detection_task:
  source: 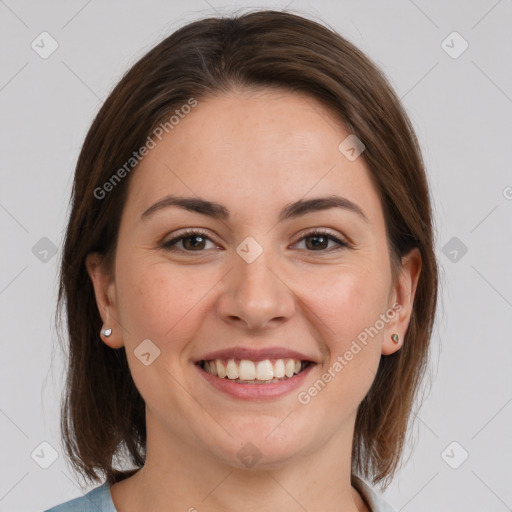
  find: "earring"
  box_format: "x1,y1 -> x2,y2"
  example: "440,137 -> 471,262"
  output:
102,328 -> 112,337
391,333 -> 400,344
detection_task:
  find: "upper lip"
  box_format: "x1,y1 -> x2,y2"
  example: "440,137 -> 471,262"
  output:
194,346 -> 317,364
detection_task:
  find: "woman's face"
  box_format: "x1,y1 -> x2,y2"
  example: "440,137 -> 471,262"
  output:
87,88 -> 420,470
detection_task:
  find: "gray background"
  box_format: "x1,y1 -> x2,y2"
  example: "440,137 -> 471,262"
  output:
1,0 -> 511,510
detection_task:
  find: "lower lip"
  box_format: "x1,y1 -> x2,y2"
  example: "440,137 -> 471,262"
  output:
195,363 -> 315,401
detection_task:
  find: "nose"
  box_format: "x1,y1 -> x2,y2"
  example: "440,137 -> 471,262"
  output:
216,250 -> 296,331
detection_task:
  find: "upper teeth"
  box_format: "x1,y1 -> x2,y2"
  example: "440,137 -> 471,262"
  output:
203,358 -> 304,381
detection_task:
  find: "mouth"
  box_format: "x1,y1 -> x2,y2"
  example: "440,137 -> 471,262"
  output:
197,357 -> 313,384
193,347 -> 318,400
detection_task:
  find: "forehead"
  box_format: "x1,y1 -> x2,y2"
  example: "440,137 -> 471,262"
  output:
123,88 -> 384,228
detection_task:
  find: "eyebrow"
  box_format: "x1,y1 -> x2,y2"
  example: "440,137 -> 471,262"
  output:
140,194 -> 369,223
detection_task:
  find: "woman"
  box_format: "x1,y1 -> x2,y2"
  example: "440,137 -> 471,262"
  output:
45,9 -> 438,512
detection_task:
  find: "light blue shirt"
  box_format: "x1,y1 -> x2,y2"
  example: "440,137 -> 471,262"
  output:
44,474 -> 396,511
44,482 -> 116,512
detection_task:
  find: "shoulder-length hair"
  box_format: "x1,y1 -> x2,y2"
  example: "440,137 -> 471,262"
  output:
57,9 -> 438,489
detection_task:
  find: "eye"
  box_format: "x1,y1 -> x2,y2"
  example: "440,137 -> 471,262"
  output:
161,229 -> 218,253
294,229 -> 349,252
161,228 -> 350,254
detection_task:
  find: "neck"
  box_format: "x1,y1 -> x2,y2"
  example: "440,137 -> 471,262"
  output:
111,410 -> 368,512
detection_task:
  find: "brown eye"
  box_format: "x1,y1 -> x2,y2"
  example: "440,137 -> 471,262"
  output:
162,230 -> 216,252
304,234 -> 329,250
295,230 -> 349,252
181,235 -> 207,251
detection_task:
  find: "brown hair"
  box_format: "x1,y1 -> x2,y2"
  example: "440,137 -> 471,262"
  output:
57,8 -> 438,489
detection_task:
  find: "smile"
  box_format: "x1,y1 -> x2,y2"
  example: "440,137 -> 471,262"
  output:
200,358 -> 311,384
196,356 -> 316,400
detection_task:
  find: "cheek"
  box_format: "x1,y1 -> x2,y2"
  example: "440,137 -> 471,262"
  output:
294,259 -> 392,404
113,258 -> 218,404
295,268 -> 390,413
115,256 -> 220,346
298,263 -> 391,346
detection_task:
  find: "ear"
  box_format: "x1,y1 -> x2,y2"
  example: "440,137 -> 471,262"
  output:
85,252 -> 124,349
382,247 -> 422,356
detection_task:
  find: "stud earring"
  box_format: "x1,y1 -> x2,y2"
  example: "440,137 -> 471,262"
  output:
391,333 -> 400,344
102,328 -> 112,337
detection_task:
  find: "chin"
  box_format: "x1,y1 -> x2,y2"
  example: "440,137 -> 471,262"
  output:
200,418 -> 315,471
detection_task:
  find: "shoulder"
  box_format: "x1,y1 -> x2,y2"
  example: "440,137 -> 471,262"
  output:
352,475 -> 397,512
43,482 -> 117,512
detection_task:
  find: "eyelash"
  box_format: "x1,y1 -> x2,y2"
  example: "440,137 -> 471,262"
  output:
161,228 -> 350,254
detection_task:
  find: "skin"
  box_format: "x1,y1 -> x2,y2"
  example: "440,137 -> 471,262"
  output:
87,88 -> 421,512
